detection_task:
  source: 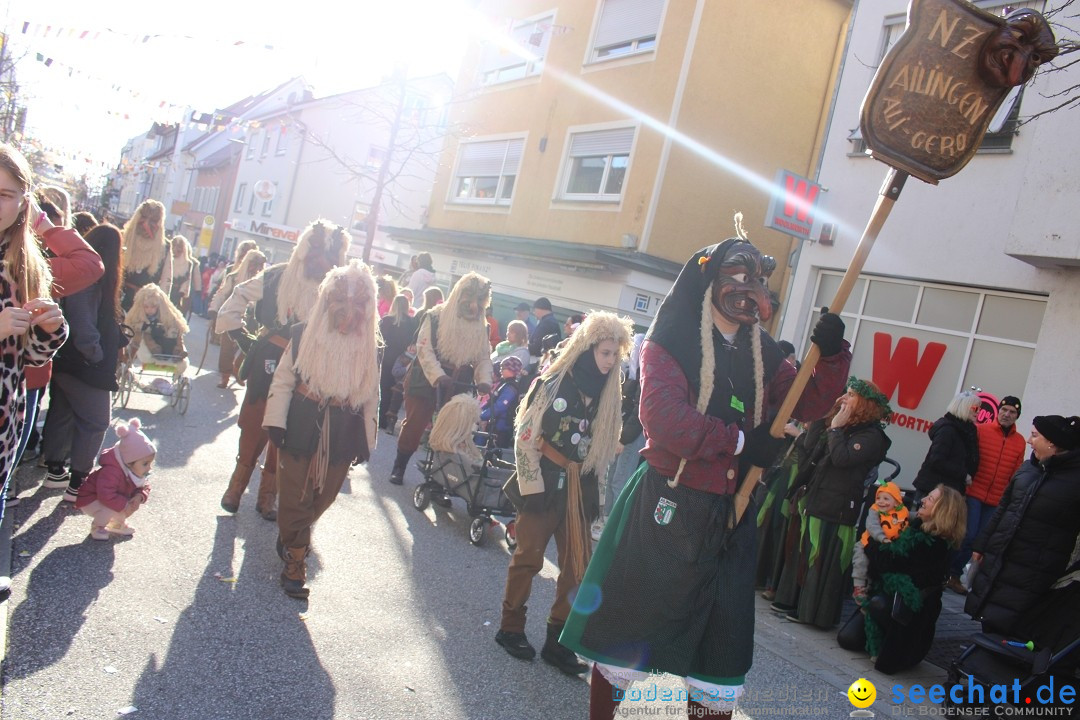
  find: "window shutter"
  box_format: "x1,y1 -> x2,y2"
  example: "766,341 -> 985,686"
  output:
594,0 -> 664,49
569,127 -> 635,157
503,139 -> 524,174
457,139 -> 524,176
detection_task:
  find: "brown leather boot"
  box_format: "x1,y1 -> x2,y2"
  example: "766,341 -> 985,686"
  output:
281,546 -> 309,598
221,462 -> 256,513
256,469 -> 278,521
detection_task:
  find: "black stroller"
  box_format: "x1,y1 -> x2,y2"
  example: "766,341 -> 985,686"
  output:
946,579 -> 1080,712
945,632 -> 1079,712
410,384 -> 518,548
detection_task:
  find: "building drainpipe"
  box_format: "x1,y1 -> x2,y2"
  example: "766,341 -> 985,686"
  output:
282,115 -> 306,230
778,0 -> 860,341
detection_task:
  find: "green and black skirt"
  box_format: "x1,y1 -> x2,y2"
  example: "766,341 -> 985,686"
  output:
560,463 -> 756,685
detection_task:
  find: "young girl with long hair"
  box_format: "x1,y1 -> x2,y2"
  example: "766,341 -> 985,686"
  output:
0,144 -> 69,599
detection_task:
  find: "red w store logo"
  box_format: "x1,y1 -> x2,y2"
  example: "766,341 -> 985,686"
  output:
872,333 -> 946,410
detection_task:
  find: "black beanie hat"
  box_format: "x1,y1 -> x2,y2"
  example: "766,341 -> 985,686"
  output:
1032,415 -> 1080,451
999,396 -> 1022,417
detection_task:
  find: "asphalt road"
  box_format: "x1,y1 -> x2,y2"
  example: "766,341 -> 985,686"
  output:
1,315 -> 861,720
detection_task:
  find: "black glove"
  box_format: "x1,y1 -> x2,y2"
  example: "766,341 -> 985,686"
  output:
810,309 -> 845,357
229,328 -> 255,354
267,426 -> 285,449
743,423 -> 788,469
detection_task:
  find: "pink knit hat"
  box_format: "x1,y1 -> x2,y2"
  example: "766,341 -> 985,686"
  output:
113,418 -> 156,464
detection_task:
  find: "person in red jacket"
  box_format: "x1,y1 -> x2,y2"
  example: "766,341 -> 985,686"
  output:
947,395 -> 1026,594
11,187 -> 103,498
75,418 -> 155,540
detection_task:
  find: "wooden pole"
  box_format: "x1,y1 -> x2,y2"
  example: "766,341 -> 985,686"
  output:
732,167 -> 909,526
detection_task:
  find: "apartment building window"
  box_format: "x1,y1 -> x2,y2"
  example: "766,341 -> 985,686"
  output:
590,0 -> 664,62
452,137 -> 523,204
261,183 -> 277,217
366,146 -> 388,172
479,13 -> 554,85
235,183 -> 247,211
560,126 -> 634,201
275,126 -> 289,156
246,133 -> 257,160
851,1 -> 1044,155
261,131 -> 272,157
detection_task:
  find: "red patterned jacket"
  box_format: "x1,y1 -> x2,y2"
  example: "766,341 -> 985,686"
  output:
639,338 -> 851,495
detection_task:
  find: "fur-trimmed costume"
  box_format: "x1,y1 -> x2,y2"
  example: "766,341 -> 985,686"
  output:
121,200 -> 173,311
209,248 -> 266,387
390,272 -> 494,484
496,311 -> 632,675
561,239 -> 851,719
263,261 -> 379,598
217,220 -> 350,521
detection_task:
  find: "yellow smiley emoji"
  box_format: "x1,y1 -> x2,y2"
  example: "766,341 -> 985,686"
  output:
847,678 -> 876,708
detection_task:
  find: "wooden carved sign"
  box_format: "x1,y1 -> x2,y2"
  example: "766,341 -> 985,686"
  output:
860,0 -> 1058,184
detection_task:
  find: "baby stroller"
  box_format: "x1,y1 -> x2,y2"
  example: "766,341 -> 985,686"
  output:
114,344 -> 191,415
410,386 -> 518,548
945,632 -> 1079,712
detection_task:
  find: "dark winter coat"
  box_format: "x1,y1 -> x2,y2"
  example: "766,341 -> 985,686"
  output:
379,314 -> 418,389
864,519 -> 949,674
965,448 -> 1080,635
53,283 -> 122,391
803,421 -> 892,526
527,312 -> 561,357
912,413 -> 979,495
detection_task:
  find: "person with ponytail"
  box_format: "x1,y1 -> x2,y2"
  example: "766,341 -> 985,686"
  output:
495,311 -> 632,676
0,144 -> 69,600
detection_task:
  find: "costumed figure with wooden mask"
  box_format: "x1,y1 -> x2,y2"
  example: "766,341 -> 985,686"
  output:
389,271 -> 494,486
263,260 -> 380,598
495,311 -> 632,676
120,200 -> 172,311
216,220 -> 349,521
560,235 -> 852,719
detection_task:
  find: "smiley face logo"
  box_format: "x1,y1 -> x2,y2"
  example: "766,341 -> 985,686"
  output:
847,678 -> 876,708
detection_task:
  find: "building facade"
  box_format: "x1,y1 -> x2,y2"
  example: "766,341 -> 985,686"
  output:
221,74 -> 452,268
778,0 -> 1079,482
394,0 -> 854,328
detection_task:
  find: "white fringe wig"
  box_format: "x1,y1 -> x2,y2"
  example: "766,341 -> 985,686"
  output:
233,248 -> 266,283
429,393 -> 484,466
431,271 -> 492,370
122,200 -> 168,274
276,220 -> 351,326
294,260 -> 382,410
515,311 -> 633,477
124,283 -> 189,335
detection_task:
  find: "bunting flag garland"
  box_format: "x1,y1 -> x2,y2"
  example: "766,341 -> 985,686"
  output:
19,20 -> 274,50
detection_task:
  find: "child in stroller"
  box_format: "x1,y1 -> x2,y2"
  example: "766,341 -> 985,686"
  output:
480,355 -> 525,449
414,392 -> 517,547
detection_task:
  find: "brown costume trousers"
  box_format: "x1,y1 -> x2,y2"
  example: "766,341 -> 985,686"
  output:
397,392 -> 436,456
500,504 -> 575,633
236,398 -> 278,486
277,452 -> 350,549
217,330 -> 238,377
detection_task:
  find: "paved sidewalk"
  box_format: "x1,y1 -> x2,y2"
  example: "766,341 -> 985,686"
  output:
752,591 -> 979,716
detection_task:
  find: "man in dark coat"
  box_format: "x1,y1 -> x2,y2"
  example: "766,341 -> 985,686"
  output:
528,296 -> 561,359
966,415 -> 1080,635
